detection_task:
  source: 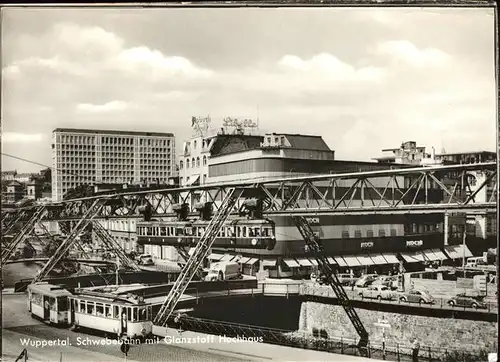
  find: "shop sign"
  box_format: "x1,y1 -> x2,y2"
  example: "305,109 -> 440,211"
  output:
406,239 -> 423,247
306,217 -> 320,225
361,241 -> 374,249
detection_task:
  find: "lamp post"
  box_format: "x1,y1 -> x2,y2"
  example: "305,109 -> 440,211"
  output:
374,318 -> 391,360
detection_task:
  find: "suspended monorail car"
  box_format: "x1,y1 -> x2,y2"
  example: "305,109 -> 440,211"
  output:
136,200 -> 276,250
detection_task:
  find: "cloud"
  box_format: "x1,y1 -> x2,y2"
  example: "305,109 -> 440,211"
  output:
3,22 -> 212,82
2,132 -> 44,143
373,40 -> 450,67
76,101 -> 129,113
278,53 -> 385,82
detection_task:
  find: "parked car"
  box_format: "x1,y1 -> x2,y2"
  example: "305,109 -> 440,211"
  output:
336,273 -> 359,286
371,275 -> 398,290
447,293 -> 487,309
355,274 -> 378,288
398,290 -> 435,304
136,254 -> 154,266
358,285 -> 395,301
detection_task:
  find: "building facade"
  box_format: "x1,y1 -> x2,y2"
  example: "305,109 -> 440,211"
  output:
51,128 -> 175,201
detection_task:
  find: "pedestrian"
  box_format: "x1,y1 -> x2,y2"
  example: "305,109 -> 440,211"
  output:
411,337 -> 420,362
174,313 -> 183,334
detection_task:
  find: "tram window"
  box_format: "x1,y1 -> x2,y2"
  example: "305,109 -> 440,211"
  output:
367,230 -> 374,238
49,297 -> 57,311
146,227 -> 153,236
220,227 -> 226,237
105,305 -> 111,317
176,228 -> 184,236
86,302 -> 95,315
57,297 -> 68,311
242,226 -> 247,237
227,228 -> 233,237
96,303 -> 104,316
255,228 -> 261,237
379,229 -> 386,237
390,229 -> 397,236
262,228 -> 268,237
113,306 -> 120,319
185,227 -> 192,236
80,300 -> 85,312
354,230 -> 362,238
236,227 -> 241,237
160,227 -> 167,236
249,228 -> 255,237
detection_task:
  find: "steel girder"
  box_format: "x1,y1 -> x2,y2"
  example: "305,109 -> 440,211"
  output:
2,163 -> 496,226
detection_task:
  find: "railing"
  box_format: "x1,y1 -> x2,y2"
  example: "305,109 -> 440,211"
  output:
168,315 -> 494,362
300,284 -> 498,314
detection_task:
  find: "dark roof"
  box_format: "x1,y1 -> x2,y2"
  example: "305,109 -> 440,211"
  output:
53,128 -> 174,137
281,134 -> 331,151
210,134 -> 263,157
7,180 -> 23,187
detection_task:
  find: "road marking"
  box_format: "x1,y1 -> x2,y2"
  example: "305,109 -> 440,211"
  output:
209,347 -> 273,360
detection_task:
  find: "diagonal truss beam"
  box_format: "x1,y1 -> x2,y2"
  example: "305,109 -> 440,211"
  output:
154,188 -> 244,326
32,200 -> 105,283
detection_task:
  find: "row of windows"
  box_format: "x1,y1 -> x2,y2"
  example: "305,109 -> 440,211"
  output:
59,145 -> 96,150
179,155 -> 208,169
74,299 -> 152,322
137,224 -> 275,238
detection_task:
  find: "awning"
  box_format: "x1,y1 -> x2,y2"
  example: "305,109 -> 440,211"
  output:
342,256 -> 362,267
334,257 -> 348,267
208,253 -> 224,261
412,252 -> 427,262
431,249 -> 448,261
422,250 -> 440,261
308,259 -> 319,266
220,254 -> 234,262
444,244 -> 473,259
185,175 -> 200,186
245,258 -> 259,265
238,257 -> 251,264
327,257 -> 337,265
370,254 -> 388,265
400,252 -> 422,263
261,259 -> 277,267
356,255 -> 374,266
296,258 -> 314,267
231,255 -> 243,262
283,259 -> 301,268
382,253 -> 399,264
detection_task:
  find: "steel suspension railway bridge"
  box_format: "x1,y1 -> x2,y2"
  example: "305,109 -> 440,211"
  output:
1,162 -> 497,349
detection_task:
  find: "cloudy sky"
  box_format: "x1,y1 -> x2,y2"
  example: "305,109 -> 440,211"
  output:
1,6 -> 496,172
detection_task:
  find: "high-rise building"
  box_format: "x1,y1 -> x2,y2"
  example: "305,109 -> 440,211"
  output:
51,128 -> 175,201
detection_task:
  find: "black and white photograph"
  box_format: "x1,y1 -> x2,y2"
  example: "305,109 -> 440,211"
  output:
1,2 -> 498,362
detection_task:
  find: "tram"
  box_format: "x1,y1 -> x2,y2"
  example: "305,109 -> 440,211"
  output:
27,282 -> 72,325
27,283 -> 154,340
69,290 -> 153,339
